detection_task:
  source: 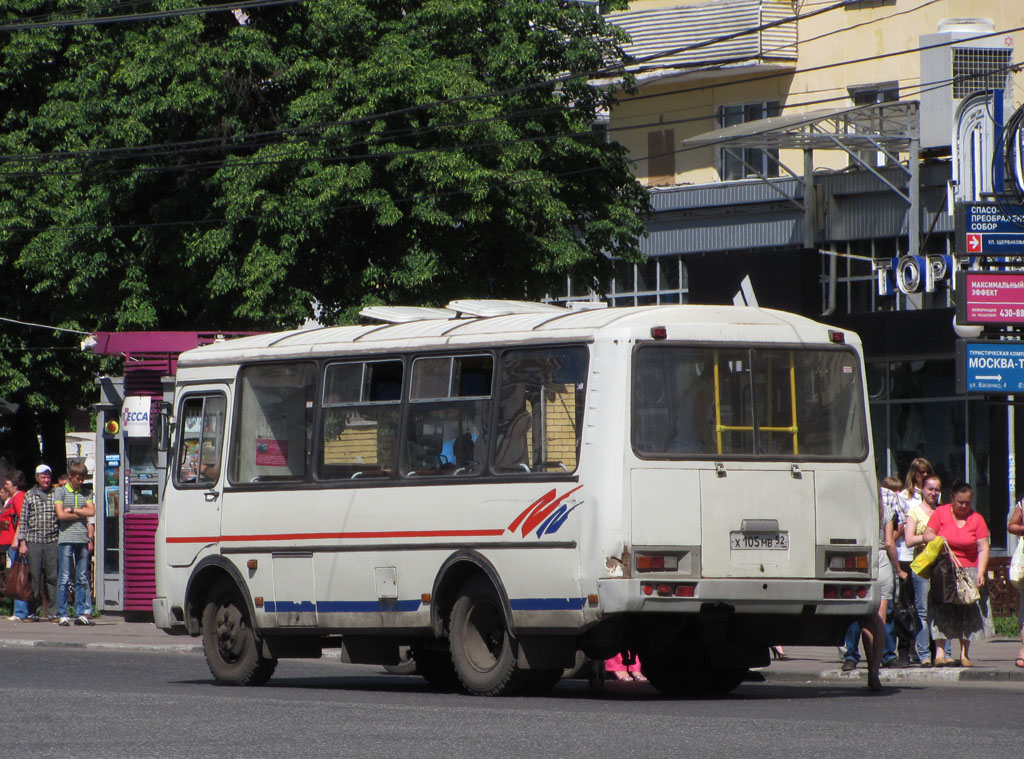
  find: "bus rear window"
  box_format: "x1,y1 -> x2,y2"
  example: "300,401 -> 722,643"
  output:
632,345 -> 867,460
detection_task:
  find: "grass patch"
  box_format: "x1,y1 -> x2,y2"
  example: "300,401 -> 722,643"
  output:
994,615 -> 1020,637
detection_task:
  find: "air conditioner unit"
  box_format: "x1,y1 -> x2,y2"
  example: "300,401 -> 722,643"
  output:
919,18 -> 1014,150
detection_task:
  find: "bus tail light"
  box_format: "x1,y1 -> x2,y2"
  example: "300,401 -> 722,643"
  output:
641,582 -> 696,598
827,552 -> 870,572
823,584 -> 870,600
636,554 -> 679,572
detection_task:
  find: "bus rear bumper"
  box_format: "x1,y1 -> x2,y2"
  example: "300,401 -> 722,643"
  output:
597,577 -> 878,617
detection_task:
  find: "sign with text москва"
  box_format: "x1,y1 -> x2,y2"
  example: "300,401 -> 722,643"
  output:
956,341 -> 1024,394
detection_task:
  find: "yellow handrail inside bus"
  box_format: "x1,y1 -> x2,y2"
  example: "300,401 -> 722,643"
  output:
711,349 -> 799,455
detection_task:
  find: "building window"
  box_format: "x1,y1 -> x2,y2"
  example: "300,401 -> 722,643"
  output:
718,101 -> 780,180
849,82 -> 899,106
647,128 -> 676,186
546,255 -> 689,307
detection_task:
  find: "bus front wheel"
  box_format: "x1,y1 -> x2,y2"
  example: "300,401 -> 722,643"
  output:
201,577 -> 277,686
449,576 -> 524,696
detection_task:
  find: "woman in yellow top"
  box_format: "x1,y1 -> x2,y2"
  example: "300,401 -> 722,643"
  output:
904,474 -> 949,666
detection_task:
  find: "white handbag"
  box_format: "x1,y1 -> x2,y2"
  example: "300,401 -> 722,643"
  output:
1010,538 -> 1024,589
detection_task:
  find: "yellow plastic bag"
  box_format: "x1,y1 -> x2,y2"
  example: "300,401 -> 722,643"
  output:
910,536 -> 945,579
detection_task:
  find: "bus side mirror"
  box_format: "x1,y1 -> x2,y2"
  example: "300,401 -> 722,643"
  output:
155,404 -> 171,453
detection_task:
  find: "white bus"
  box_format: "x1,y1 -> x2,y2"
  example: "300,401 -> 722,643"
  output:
153,301 -> 879,696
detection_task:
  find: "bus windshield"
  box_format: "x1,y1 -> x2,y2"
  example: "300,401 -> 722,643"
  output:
633,344 -> 867,460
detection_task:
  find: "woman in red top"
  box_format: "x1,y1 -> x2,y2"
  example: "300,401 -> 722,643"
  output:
923,481 -> 993,667
1,469 -> 29,620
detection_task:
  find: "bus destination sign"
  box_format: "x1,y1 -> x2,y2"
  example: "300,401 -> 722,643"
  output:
955,202 -> 1024,256
955,272 -> 1024,324
957,340 -> 1024,394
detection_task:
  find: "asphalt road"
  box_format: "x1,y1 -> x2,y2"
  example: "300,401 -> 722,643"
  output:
9,647 -> 1021,758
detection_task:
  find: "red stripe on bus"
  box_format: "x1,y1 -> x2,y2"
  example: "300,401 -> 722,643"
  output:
166,528 -> 507,544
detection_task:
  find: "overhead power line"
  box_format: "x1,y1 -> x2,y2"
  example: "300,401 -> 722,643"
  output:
0,0 -> 307,32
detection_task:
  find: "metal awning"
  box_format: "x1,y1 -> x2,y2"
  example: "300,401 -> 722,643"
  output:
683,101 -> 918,152
681,101 -> 922,253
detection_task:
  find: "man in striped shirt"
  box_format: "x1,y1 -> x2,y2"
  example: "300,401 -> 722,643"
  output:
16,464 -> 59,621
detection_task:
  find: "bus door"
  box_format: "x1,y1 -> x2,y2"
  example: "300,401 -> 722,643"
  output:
698,348 -> 816,578
698,467 -> 815,578
165,388 -> 229,567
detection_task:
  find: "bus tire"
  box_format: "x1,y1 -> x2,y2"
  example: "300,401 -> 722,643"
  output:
641,654 -> 743,698
448,576 -> 524,696
410,644 -> 459,690
201,577 -> 276,686
520,668 -> 563,695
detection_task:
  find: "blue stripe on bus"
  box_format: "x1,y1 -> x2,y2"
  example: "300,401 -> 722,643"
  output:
509,597 -> 586,611
263,598 -> 585,613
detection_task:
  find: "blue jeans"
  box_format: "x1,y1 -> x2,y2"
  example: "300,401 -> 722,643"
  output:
6,547 -> 29,619
843,620 -> 862,662
57,543 -> 92,618
844,605 -> 899,663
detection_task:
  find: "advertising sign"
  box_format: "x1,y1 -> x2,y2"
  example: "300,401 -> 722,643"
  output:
955,202 -> 1024,256
956,340 -> 1024,394
121,395 -> 152,438
955,272 -> 1024,324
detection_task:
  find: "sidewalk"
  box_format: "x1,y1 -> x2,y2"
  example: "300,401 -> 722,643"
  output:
1,614 -> 1022,684
760,637 -> 1024,684
0,614 -> 202,654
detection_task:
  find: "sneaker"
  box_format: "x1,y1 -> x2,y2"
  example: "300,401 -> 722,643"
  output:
74,615 -> 95,626
6,615 -> 21,622
48,615 -> 60,623
841,659 -> 857,672
57,617 -> 71,626
882,659 -> 907,669
25,614 -> 39,622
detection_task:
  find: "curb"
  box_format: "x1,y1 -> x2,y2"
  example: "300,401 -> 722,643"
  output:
0,638 -> 203,654
762,667 -> 1024,684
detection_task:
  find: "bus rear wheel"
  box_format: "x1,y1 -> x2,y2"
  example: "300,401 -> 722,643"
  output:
201,577 -> 277,686
641,653 -> 743,697
449,576 -> 525,696
410,643 -> 459,690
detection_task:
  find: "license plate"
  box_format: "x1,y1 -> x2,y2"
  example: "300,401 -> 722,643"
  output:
730,531 -> 789,550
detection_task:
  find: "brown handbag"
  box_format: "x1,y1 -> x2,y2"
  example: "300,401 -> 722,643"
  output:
3,557 -> 32,602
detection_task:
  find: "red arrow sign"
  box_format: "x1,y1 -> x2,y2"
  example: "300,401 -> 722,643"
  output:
967,233 -> 982,252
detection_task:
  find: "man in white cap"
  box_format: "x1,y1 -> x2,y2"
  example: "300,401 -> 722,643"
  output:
15,464 -> 60,621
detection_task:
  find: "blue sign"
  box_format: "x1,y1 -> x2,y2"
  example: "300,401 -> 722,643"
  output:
956,202 -> 1024,256
957,341 -> 1024,394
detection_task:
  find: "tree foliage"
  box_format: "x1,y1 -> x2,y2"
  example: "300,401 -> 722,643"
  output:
0,0 -> 649,441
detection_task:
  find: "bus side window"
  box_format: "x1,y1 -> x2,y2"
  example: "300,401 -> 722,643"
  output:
320,360 -> 402,480
405,355 -> 491,478
230,363 -> 316,484
493,347 -> 587,474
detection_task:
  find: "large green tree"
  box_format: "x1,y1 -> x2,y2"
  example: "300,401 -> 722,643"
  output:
0,0 -> 649,463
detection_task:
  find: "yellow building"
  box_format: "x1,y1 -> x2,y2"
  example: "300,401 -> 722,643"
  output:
605,0 -> 1022,187
547,1 -> 1024,549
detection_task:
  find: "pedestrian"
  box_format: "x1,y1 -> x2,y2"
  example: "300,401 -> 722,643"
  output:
841,477 -> 907,674
54,461 -> 95,626
15,464 -> 60,621
904,473 -> 945,666
923,481 -> 993,667
1008,496 -> 1024,668
1,470 -> 30,621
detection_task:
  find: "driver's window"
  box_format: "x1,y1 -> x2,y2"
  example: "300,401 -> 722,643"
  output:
175,395 -> 226,488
